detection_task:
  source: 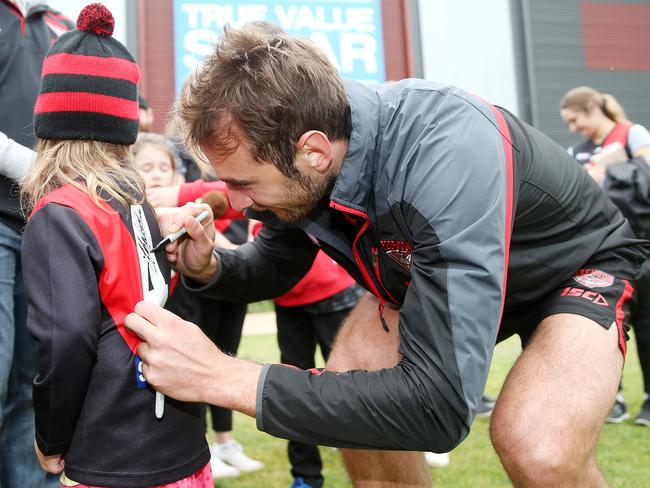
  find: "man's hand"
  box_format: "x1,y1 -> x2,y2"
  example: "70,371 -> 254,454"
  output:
146,185 -> 181,208
125,302 -> 261,415
155,202 -> 217,282
34,441 -> 64,474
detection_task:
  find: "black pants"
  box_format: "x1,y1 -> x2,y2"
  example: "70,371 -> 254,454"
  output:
275,304 -> 351,488
632,259 -> 650,395
200,298 -> 248,432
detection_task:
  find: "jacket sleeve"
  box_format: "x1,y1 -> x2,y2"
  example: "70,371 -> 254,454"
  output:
256,100 -> 510,451
0,130 -> 33,180
21,203 -> 104,456
178,179 -> 244,220
183,223 -> 319,303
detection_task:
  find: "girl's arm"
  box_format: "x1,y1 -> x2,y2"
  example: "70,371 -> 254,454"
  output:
21,203 -> 104,459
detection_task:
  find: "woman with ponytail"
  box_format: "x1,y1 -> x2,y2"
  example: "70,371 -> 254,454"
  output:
561,86 -> 650,427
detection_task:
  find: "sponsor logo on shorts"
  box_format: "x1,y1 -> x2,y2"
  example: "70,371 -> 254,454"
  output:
561,287 -> 609,306
572,269 -> 614,288
380,240 -> 413,271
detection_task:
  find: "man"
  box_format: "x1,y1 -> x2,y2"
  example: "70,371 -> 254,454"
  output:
126,24 -> 648,487
0,2 -> 71,486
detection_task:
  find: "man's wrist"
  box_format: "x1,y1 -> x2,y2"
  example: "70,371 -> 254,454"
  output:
204,355 -> 263,417
190,252 -> 218,283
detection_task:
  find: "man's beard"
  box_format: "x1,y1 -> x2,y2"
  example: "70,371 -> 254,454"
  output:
276,172 -> 336,223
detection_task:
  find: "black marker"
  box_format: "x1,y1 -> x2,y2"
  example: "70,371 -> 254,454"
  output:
150,210 -> 210,253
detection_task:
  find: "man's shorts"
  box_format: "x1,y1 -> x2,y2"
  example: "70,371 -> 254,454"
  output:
499,266 -> 636,356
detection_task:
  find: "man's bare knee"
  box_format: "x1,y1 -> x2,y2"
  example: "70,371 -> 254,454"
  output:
327,294 -> 401,372
490,314 -> 621,487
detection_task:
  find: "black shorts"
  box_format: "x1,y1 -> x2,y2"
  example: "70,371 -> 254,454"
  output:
500,266 -> 635,356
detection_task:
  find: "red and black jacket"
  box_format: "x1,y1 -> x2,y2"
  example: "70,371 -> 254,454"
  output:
186,80 -> 647,452
22,184 -> 209,487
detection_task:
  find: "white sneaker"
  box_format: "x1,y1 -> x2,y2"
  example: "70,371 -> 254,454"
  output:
214,440 -> 264,473
425,451 -> 450,468
210,446 -> 240,478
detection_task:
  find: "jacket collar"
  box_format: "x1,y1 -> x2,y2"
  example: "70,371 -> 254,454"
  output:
329,80 -> 382,215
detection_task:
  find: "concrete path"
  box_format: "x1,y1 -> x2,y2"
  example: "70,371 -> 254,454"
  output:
242,311 -> 277,336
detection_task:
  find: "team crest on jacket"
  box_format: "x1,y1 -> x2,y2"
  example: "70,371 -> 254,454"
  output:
381,240 -> 413,270
572,269 -> 614,288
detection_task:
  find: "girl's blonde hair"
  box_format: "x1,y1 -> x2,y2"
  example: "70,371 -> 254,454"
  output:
560,86 -> 630,124
22,139 -> 144,213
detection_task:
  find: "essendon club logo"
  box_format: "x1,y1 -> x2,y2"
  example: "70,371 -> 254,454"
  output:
572,269 -> 614,288
380,240 -> 413,271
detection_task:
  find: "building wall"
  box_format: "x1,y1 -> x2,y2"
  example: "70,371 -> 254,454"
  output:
520,0 -> 650,148
416,0 -> 520,115
139,0 -> 415,133
48,0 -> 128,45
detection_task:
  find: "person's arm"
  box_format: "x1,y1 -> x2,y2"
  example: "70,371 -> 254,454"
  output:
183,223 -> 320,303
253,104 -> 509,451
21,204 -> 103,461
127,101 -> 510,452
0,131 -> 34,180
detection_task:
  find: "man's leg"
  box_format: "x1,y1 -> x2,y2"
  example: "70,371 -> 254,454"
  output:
490,313 -> 622,488
326,294 -> 431,488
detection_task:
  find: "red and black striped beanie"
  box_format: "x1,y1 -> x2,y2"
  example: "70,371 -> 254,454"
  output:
34,3 -> 140,145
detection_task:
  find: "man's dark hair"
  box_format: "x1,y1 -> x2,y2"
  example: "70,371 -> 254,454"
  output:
174,22 -> 350,178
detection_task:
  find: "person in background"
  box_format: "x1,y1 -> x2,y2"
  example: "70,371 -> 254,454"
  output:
0,2 -> 72,487
145,162 -> 264,479
250,220 -> 363,488
561,86 -> 650,426
133,132 -> 202,328
138,93 -> 155,133
20,4 -> 212,486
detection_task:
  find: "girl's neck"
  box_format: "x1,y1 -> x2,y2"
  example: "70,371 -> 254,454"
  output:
593,118 -> 617,145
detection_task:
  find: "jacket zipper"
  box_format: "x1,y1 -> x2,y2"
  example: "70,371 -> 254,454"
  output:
329,201 -> 383,295
330,201 -> 398,332
371,246 -> 399,304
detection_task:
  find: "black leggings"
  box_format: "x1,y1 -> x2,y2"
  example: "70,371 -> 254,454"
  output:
275,304 -> 352,488
199,298 -> 247,432
632,259 -> 650,394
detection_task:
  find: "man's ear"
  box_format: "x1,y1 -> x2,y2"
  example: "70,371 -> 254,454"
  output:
296,130 -> 333,174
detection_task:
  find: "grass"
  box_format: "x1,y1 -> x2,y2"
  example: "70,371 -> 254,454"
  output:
214,327 -> 649,487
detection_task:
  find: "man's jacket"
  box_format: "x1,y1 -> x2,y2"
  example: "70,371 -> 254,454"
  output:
0,1 -> 72,231
188,79 -> 647,451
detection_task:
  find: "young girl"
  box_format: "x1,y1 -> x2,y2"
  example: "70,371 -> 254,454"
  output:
133,132 -> 179,190
21,4 -> 211,486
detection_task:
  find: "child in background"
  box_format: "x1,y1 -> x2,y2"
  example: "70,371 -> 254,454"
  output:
20,4 -> 211,486
134,134 -> 263,479
134,132 -> 178,189
133,132 -> 202,326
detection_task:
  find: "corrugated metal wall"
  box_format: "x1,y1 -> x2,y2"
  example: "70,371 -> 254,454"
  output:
138,0 -> 414,134
520,0 -> 650,148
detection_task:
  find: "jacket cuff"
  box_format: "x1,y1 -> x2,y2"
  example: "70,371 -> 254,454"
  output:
180,250 -> 222,291
255,363 -> 273,432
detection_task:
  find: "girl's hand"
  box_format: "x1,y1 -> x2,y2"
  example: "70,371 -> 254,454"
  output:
34,440 -> 64,474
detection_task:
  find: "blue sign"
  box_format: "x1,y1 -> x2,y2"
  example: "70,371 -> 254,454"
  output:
173,0 -> 385,93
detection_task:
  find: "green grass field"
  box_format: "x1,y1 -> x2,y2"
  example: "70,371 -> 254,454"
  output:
215,328 -> 649,487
